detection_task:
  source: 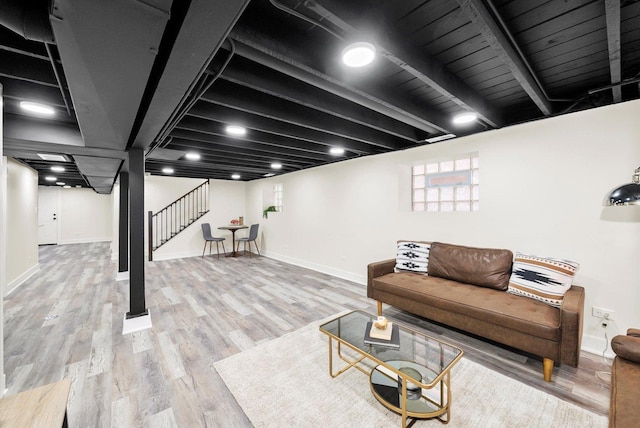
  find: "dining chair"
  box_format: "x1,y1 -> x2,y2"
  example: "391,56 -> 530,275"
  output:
201,223 -> 226,258
236,223 -> 260,257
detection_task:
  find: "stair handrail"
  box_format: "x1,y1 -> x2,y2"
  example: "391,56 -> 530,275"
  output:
148,179 -> 210,261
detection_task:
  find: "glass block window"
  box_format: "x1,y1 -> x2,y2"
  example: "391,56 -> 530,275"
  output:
412,153 -> 479,212
273,183 -> 283,212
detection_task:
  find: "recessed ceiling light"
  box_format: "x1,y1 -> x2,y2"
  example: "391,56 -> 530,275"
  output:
231,173 -> 241,180
75,185 -> 82,188
38,153 -> 67,162
162,167 -> 174,174
45,176 -> 56,181
263,173 -> 276,177
270,163 -> 282,169
226,125 -> 247,136
425,133 -> 457,143
452,112 -> 478,125
20,101 -> 55,116
329,147 -> 345,156
56,182 -> 65,186
342,42 -> 376,67
51,166 -> 65,172
185,152 -> 200,160
63,185 -> 71,189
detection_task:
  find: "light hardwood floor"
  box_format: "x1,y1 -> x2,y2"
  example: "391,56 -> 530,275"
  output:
3,243 -> 610,427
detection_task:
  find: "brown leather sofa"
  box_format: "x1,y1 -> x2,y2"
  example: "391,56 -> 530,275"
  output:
609,329 -> 640,427
367,242 -> 585,381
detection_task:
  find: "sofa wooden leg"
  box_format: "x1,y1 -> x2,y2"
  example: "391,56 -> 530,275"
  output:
377,301 -> 382,316
543,358 -> 553,382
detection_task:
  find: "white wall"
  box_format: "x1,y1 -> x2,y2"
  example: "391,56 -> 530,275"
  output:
143,176 -> 248,260
246,100 -> 640,355
6,158 -> 39,294
57,187 -> 113,244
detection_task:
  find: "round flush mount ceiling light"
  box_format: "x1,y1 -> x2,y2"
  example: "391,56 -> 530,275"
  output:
51,166 -> 65,172
185,152 -> 200,161
226,125 -> 247,136
342,42 -> 376,67
329,147 -> 345,156
270,163 -> 282,170
162,167 -> 174,174
452,112 -> 478,125
45,176 -> 56,182
20,101 -> 55,116
56,182 -> 65,186
231,173 -> 241,180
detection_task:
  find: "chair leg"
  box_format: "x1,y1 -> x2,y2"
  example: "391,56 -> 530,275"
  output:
202,240 -> 207,257
209,241 -> 213,256
215,241 -> 220,259
253,240 -> 260,256
221,241 -> 226,256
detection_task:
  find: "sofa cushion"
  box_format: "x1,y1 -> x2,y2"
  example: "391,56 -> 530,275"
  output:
395,241 -> 430,274
507,253 -> 579,308
612,335 -> 640,364
427,242 -> 513,290
372,272 -> 561,341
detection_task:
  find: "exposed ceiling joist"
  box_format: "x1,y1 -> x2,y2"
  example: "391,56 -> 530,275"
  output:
219,57 -> 427,142
185,102 -> 383,155
302,0 -> 503,127
456,0 -> 553,116
605,0 -> 622,103
228,33 -> 450,135
203,79 -> 410,150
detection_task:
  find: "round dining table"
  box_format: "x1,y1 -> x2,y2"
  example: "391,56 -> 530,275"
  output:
217,225 -> 248,257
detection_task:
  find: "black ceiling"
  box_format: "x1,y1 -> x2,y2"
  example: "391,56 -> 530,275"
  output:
1,0 -> 639,191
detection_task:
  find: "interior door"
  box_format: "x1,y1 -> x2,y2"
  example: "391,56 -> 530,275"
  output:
38,187 -> 59,245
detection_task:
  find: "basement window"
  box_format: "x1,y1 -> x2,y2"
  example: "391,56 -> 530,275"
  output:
274,183 -> 283,212
412,153 -> 479,212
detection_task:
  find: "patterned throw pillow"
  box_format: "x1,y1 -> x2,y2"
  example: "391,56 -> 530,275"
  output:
507,252 -> 579,307
395,241 -> 430,274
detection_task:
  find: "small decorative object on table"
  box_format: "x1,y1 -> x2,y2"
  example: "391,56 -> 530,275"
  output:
239,216 -> 244,225
230,219 -> 239,225
364,320 -> 400,348
397,367 -> 423,400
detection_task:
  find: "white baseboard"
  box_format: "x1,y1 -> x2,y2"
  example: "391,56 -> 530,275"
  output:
58,238 -> 111,245
262,250 -> 366,286
115,271 -> 129,281
122,310 -> 152,334
582,333 -> 615,359
6,263 -> 39,295
151,249 -> 202,261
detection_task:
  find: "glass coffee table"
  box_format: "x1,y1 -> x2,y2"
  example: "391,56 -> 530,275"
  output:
319,310 -> 463,427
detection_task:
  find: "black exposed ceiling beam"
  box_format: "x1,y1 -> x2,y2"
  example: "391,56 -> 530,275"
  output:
0,50 -> 57,86
228,32 -> 449,135
456,0 -> 553,115
130,0 -> 251,149
186,102 -> 386,155
605,0 -> 622,103
164,141 -> 315,168
203,80 -> 409,150
170,128 -> 333,161
1,79 -> 67,108
219,56 -> 427,142
176,115 -> 336,158
302,0 -> 503,127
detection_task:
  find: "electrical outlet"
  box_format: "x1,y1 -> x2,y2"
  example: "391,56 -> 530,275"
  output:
592,306 -> 615,320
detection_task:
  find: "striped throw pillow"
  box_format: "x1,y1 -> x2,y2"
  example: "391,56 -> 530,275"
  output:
395,241 -> 430,274
507,252 -> 579,307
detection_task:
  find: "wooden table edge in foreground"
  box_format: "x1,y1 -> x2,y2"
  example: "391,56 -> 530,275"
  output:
0,378 -> 71,427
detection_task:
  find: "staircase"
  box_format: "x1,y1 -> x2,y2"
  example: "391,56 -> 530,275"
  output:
148,179 -> 209,261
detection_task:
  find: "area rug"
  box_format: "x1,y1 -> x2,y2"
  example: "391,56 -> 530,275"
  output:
214,320 -> 608,427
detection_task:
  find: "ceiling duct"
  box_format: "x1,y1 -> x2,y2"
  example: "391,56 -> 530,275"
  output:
0,0 -> 54,42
